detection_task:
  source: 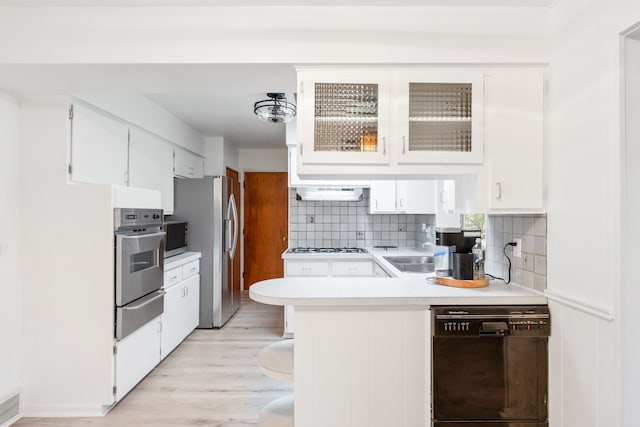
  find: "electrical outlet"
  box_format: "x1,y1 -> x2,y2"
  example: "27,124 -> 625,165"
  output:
513,238 -> 522,258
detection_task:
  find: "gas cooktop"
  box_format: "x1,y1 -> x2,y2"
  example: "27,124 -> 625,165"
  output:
287,247 -> 368,254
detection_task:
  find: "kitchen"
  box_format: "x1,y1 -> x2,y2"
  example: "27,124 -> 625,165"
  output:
0,1 -> 638,427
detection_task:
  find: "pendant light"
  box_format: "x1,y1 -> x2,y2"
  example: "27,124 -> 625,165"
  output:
254,93 -> 296,123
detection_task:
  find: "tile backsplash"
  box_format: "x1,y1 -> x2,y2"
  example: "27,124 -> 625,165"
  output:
288,188 -> 435,248
485,214 -> 547,291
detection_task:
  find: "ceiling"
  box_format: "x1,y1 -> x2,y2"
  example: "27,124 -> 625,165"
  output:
0,64 -> 297,149
0,1 -> 555,149
0,0 -> 556,6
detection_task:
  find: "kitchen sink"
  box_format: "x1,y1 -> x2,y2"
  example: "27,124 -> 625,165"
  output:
383,256 -> 436,273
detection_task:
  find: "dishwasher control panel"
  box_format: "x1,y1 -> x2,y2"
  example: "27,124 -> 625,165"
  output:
432,305 -> 551,337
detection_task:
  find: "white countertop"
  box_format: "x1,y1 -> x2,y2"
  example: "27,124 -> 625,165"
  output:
164,251 -> 202,270
283,246 -> 439,278
249,276 -> 547,307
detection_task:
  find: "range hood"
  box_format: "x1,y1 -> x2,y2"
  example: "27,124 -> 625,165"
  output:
296,187 -> 363,202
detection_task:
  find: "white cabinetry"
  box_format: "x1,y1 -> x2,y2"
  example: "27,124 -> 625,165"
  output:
369,181 -> 398,213
394,70 -> 484,164
161,256 -> 201,360
114,315 -> 161,401
283,256 -> 374,336
370,180 -> 453,214
485,69 -> 544,210
174,146 -> 204,178
129,127 -> 175,214
70,102 -> 129,186
296,68 -> 484,171
297,70 -> 391,166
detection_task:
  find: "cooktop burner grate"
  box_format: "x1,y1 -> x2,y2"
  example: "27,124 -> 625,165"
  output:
288,247 -> 368,254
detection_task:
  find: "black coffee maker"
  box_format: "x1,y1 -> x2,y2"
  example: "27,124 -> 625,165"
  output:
435,228 -> 481,280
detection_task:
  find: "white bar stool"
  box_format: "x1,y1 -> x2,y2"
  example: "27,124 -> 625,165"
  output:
258,339 -> 294,381
258,394 -> 294,427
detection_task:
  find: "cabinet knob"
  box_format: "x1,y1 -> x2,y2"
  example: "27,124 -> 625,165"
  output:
282,236 -> 287,242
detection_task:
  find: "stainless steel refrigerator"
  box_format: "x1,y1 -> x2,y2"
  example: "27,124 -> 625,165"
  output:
173,176 -> 240,328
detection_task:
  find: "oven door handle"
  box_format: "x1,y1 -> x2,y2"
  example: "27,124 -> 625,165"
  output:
123,290 -> 165,310
479,321 -> 509,337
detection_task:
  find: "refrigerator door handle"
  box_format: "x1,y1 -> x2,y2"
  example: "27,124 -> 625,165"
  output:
228,192 -> 239,260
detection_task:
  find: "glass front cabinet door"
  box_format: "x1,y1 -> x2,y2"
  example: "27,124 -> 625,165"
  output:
296,70 -> 391,165
394,71 -> 485,164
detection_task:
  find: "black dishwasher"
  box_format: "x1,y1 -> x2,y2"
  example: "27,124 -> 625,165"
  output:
431,305 -> 550,427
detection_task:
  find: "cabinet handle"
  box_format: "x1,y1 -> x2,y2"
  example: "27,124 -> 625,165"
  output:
185,286 -> 189,296
170,275 -> 178,281
157,321 -> 163,333
300,144 -> 303,156
382,137 -> 386,155
376,200 -> 379,209
495,182 -> 502,201
402,136 -> 406,154
399,198 -> 405,208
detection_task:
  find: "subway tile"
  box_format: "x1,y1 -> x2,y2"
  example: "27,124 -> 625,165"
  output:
533,274 -> 546,291
521,270 -> 534,288
534,255 -> 547,275
523,235 -> 534,253
534,236 -> 546,255
523,217 -> 535,235
534,216 -> 547,236
503,216 -> 513,234
494,216 -> 504,232
513,217 -> 524,234
523,253 -> 534,272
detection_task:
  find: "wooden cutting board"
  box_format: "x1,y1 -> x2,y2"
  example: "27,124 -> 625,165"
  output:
433,276 -> 490,288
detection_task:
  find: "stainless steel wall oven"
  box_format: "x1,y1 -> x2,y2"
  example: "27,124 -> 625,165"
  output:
114,208 -> 165,340
431,305 -> 550,427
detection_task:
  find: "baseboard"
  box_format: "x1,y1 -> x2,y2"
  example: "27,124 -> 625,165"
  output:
23,402 -> 109,418
0,394 -> 20,426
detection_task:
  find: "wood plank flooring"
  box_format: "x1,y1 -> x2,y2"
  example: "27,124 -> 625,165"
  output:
14,292 -> 292,426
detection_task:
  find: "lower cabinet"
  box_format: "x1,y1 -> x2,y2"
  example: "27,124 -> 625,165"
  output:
283,258 -> 374,336
161,259 -> 200,360
114,315 -> 162,401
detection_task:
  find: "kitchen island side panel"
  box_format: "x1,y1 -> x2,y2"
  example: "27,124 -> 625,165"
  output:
294,306 -> 429,427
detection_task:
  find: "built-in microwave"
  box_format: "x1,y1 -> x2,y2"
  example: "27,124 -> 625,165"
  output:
163,220 -> 188,258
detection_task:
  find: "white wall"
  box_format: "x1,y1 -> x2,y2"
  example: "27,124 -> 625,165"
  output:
0,91 -> 22,425
0,6 -> 548,64
20,99 -> 115,416
75,93 -> 206,156
204,137 -> 240,176
239,148 -> 288,174
623,32 -> 640,427
547,1 -> 640,426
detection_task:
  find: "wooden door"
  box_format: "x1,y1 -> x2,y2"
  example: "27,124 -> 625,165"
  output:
226,168 -> 241,297
244,172 -> 288,287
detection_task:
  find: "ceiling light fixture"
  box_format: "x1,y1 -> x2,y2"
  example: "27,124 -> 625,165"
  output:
254,93 -> 296,123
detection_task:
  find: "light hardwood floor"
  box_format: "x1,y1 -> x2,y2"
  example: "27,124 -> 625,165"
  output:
14,292 -> 292,427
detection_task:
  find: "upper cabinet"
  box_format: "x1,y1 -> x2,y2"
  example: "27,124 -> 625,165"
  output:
296,67 -> 484,171
485,69 -> 544,211
296,66 -> 545,212
69,101 -> 206,213
70,103 -> 129,186
174,146 -> 204,179
129,127 -> 175,214
394,71 -> 484,165
297,70 -> 391,166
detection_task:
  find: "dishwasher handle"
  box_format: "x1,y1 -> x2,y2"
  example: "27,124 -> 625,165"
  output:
479,321 -> 509,337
